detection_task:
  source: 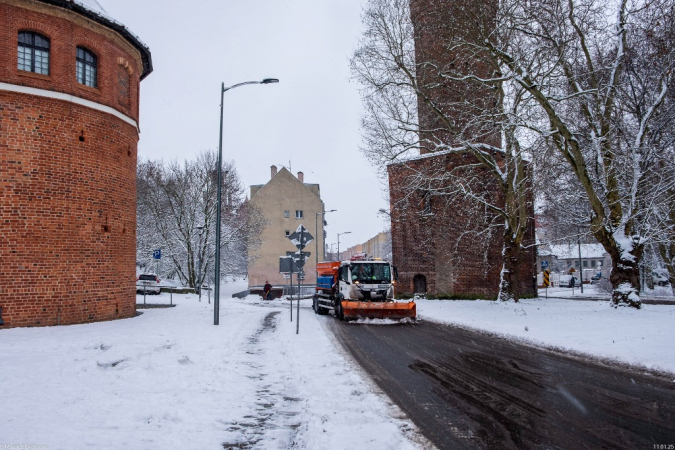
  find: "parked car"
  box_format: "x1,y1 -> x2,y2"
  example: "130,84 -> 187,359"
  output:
136,274 -> 161,294
559,274 -> 579,288
653,270 -> 670,287
591,272 -> 602,283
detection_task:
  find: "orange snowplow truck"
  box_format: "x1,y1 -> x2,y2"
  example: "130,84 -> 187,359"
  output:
312,259 -> 416,321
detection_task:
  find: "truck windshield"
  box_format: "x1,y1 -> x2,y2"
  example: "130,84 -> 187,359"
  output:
350,263 -> 391,283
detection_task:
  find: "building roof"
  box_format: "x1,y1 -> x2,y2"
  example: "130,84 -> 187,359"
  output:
250,167 -> 320,200
547,244 -> 607,260
37,0 -> 152,79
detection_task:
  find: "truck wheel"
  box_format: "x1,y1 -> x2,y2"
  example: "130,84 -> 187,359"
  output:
314,295 -> 328,315
335,301 -> 344,321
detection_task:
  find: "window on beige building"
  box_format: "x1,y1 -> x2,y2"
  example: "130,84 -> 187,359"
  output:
296,210 -> 303,219
284,210 -> 290,218
285,230 -> 290,236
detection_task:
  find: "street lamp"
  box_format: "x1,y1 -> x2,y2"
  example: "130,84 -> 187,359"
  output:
316,210 -> 337,265
337,231 -> 351,262
214,78 -> 279,326
196,226 -> 204,302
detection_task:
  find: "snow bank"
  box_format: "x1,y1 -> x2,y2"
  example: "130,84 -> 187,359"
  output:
417,297 -> 675,374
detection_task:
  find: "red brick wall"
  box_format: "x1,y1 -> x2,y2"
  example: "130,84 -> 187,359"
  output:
410,0 -> 499,154
0,1 -> 143,327
388,152 -> 536,299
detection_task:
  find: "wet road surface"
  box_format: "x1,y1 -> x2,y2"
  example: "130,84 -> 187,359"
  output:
326,319 -> 675,449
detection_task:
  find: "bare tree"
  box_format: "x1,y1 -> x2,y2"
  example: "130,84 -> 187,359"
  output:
479,0 -> 675,307
136,151 -> 265,287
352,0 -> 536,301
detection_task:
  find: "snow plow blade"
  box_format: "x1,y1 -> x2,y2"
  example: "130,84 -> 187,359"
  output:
342,301 -> 416,321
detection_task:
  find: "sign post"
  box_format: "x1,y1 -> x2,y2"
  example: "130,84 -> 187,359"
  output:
153,249 -> 161,276
287,225 -> 313,334
543,269 -> 551,299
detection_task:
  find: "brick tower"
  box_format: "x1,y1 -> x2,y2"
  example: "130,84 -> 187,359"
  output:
387,0 -> 536,299
0,0 -> 152,327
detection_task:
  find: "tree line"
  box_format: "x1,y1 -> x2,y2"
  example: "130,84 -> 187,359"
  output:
136,150 -> 266,288
352,0 -> 675,307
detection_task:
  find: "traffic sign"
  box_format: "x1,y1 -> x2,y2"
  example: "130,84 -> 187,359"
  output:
288,225 -> 314,250
543,269 -> 551,287
153,249 -> 161,259
541,260 -> 549,269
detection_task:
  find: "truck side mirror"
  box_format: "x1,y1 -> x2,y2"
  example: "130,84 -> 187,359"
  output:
0,306 -> 4,326
393,266 -> 399,282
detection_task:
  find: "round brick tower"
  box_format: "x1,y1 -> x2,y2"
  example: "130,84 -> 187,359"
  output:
0,0 -> 152,327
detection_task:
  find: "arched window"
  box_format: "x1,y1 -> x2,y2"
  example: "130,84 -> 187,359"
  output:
18,31 -> 50,75
413,274 -> 427,294
76,47 -> 97,88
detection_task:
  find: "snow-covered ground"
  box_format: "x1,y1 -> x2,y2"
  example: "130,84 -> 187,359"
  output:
3,282 -> 674,449
417,294 -> 675,375
0,281 -> 429,450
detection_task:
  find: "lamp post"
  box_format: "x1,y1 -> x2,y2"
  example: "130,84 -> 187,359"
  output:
316,210 -> 336,266
337,231 -> 351,262
197,226 -> 204,302
214,78 -> 279,325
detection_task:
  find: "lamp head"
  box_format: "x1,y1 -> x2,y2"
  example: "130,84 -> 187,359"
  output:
261,78 -> 279,84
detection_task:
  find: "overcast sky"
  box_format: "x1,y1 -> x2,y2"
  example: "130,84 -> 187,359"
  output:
102,0 -> 390,252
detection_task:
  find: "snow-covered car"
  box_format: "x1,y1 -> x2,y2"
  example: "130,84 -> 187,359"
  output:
591,272 -> 602,283
559,274 -> 579,288
136,274 -> 161,294
653,270 -> 670,287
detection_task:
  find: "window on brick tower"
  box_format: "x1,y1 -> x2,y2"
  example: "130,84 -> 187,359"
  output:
76,47 -> 97,88
117,66 -> 130,107
18,31 -> 50,75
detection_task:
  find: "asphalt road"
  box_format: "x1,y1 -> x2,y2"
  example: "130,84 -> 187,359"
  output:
326,318 -> 675,450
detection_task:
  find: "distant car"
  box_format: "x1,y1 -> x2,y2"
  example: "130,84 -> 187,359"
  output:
136,274 -> 161,294
559,274 -> 579,288
591,272 -> 602,282
653,270 -> 670,287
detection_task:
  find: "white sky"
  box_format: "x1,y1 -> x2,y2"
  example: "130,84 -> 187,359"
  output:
103,0 -> 390,252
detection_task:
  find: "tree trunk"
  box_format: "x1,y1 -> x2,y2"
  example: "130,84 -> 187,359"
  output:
608,247 -> 643,308
658,243 -> 675,297
498,233 -> 520,302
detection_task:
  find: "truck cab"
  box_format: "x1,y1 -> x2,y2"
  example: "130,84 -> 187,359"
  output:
337,261 -> 395,301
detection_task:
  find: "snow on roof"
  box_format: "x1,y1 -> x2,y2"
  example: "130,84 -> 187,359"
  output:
70,0 -> 148,49
75,0 -> 107,15
547,243 -> 607,260
39,0 -> 153,79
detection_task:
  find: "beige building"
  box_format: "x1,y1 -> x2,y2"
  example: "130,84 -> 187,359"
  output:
248,166 -> 325,288
343,232 -> 392,261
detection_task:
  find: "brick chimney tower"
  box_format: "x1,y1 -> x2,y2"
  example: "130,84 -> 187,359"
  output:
271,165 -> 278,178
297,171 -> 304,183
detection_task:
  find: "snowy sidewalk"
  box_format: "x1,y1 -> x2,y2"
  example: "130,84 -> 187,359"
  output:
0,283 -> 428,450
